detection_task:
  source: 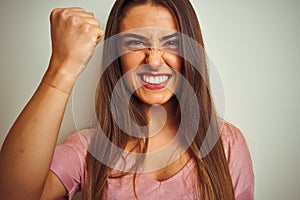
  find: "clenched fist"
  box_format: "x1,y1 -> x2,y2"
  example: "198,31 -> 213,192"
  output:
49,7 -> 104,78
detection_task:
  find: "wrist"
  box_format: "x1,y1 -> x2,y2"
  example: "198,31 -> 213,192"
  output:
42,60 -> 79,94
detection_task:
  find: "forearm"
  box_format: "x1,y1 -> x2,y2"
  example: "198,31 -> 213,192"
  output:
0,7 -> 103,199
0,65 -> 75,199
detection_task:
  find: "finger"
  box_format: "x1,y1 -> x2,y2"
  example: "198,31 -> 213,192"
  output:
50,8 -> 88,21
89,26 -> 105,45
81,17 -> 101,27
67,7 -> 86,12
74,11 -> 95,18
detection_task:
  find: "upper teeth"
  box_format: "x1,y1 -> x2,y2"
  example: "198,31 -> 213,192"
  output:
142,75 -> 169,84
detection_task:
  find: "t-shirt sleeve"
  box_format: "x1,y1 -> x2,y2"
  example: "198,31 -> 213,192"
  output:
50,131 -> 88,200
221,123 -> 255,200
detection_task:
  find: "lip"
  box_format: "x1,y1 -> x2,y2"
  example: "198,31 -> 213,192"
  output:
138,73 -> 171,90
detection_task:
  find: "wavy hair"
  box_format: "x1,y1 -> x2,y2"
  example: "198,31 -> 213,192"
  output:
85,0 -> 234,199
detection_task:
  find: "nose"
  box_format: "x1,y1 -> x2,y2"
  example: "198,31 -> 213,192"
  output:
145,48 -> 164,66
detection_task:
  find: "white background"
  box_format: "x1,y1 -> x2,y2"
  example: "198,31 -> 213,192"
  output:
0,0 -> 299,199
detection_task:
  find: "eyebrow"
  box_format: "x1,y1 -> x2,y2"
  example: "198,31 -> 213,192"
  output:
120,33 -> 148,41
120,32 -> 179,41
160,32 -> 180,41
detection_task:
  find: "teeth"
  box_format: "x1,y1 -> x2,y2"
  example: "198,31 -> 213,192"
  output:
142,75 -> 169,84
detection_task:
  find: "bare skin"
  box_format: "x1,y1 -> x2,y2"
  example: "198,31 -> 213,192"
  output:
0,4 -> 190,200
120,5 -> 191,181
0,7 -> 103,200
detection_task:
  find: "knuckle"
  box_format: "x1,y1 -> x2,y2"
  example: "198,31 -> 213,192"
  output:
87,12 -> 94,17
50,8 -> 61,21
76,7 -> 85,11
82,23 -> 93,32
94,19 -> 100,27
60,8 -> 71,17
69,15 -> 78,24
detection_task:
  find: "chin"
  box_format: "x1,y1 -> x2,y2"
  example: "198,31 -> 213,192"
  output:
135,92 -> 174,106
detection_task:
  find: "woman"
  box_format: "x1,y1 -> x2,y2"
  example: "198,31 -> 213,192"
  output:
0,0 -> 254,199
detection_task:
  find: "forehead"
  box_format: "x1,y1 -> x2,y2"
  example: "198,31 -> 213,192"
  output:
119,4 -> 177,32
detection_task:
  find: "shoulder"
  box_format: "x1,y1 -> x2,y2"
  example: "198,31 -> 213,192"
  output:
220,121 -> 252,166
60,128 -> 95,144
59,128 -> 95,151
221,121 -> 247,151
50,128 -> 96,199
52,128 -> 96,171
220,121 -> 255,199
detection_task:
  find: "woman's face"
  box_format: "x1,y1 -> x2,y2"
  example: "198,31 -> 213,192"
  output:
119,4 -> 182,105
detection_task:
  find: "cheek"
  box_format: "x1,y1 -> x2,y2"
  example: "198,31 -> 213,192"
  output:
120,52 -> 146,73
163,54 -> 182,72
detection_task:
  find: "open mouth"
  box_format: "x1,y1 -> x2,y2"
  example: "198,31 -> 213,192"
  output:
139,73 -> 171,90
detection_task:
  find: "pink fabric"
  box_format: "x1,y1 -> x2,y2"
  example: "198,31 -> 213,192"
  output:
50,123 -> 254,199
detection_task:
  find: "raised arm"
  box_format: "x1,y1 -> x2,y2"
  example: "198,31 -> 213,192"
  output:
0,8 -> 103,200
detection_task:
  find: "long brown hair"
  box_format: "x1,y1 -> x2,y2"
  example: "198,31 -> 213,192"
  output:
85,0 -> 234,199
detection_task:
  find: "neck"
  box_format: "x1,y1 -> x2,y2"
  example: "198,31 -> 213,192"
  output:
144,96 -> 179,138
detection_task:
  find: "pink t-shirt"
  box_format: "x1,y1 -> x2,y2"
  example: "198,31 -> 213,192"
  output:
50,123 -> 254,199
